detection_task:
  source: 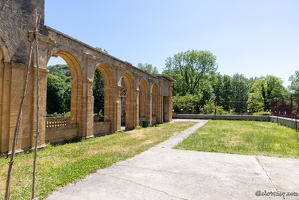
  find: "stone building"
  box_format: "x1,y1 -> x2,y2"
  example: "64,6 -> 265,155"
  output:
0,0 -> 173,154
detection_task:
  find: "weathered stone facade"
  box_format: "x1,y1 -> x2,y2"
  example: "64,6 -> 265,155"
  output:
0,0 -> 173,154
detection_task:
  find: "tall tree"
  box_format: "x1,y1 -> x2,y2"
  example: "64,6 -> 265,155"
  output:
289,70 -> 299,95
247,79 -> 264,112
46,74 -> 69,114
164,50 -> 218,95
93,47 -> 107,115
213,74 -> 232,111
93,69 -> 104,115
231,73 -> 250,113
248,75 -> 287,112
137,63 -> 159,75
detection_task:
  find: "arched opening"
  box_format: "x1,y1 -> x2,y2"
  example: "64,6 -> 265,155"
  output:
152,83 -> 159,124
46,51 -> 83,129
120,72 -> 134,130
46,57 -> 70,116
93,68 -> 104,122
139,79 -> 149,125
93,64 -> 115,135
120,85 -> 126,127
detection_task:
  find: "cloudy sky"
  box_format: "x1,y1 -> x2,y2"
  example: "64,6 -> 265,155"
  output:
45,0 -> 299,86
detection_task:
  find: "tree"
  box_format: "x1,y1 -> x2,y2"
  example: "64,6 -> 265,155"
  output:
46,74 -> 69,114
248,75 -> 287,112
247,79 -> 264,112
289,70 -> 299,95
172,93 -> 202,113
93,69 -> 104,115
231,73 -> 250,113
93,47 -> 107,115
137,63 -> 159,75
164,50 -> 218,95
212,74 -> 232,111
47,64 -> 71,82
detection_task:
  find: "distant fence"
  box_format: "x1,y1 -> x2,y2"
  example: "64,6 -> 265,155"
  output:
271,96 -> 299,118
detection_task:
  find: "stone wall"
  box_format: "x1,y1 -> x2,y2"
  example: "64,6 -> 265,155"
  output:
46,125 -> 78,144
270,116 -> 299,130
0,0 -> 45,64
173,113 -> 270,121
94,122 -> 111,137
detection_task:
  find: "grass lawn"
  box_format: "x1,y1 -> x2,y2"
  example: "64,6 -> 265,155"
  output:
175,120 -> 299,158
0,121 -> 196,200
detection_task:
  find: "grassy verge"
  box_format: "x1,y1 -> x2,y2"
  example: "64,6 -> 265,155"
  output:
0,121 -> 196,200
175,120 -> 299,158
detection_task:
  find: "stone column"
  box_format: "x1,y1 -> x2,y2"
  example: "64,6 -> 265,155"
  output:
156,83 -> 163,123
30,66 -> 48,150
168,86 -> 173,122
147,79 -> 153,125
80,53 -> 97,138
0,61 -> 12,153
134,88 -> 140,128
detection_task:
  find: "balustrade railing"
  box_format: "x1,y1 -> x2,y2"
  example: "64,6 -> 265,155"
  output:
46,116 -> 70,128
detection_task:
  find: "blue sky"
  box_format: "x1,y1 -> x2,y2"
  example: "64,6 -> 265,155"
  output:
45,0 -> 299,87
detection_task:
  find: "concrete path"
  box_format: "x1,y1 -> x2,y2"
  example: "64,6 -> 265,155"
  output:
46,120 -> 299,200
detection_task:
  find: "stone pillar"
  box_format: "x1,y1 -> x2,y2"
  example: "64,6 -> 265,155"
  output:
149,87 -> 153,125
0,61 -> 12,153
147,80 -> 152,124
0,62 -> 48,154
156,83 -> 163,124
134,89 -> 140,127
30,66 -> 48,150
80,53 -> 97,138
168,86 -> 173,122
105,84 -> 120,132
80,80 -> 94,138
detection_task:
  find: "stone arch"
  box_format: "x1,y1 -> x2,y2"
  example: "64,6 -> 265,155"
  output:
151,83 -> 159,124
47,50 -> 83,126
139,78 -> 149,124
120,72 -> 135,130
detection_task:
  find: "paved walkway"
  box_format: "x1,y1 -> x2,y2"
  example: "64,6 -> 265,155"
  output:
46,120 -> 299,200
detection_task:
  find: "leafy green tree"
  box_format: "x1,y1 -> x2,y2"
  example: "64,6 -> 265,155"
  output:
289,70 -> 299,95
137,63 -> 159,75
221,75 -> 233,111
92,47 -> 107,115
164,50 -> 218,95
248,75 -> 287,112
172,93 -> 202,113
247,79 -> 264,112
93,69 -> 104,115
47,64 -> 71,82
212,74 -> 232,111
46,74 -> 69,114
231,73 -> 250,113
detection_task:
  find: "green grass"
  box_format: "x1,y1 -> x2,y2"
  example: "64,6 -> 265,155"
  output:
175,120 -> 299,158
0,121 -> 196,200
